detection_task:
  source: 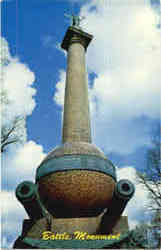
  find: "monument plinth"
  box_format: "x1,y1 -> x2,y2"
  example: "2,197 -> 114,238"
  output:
13,19 -> 135,249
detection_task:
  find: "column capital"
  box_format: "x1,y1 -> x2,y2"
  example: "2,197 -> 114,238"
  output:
61,26 -> 93,51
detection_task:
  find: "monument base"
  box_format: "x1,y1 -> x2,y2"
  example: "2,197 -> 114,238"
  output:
13,215 -> 129,249
14,234 -> 130,249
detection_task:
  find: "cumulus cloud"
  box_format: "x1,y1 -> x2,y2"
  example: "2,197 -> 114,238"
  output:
1,140 -> 46,247
2,60 -> 36,117
0,37 -> 11,64
54,0 -> 160,154
53,70 -> 66,107
1,190 -> 27,248
1,37 -> 36,124
0,37 -> 38,159
0,37 -> 45,249
1,36 -> 46,226
82,0 -> 161,154
2,140 -> 46,190
81,1 -> 160,116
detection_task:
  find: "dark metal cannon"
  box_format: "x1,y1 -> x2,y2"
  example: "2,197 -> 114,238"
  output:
16,181 -> 45,220
100,179 -> 135,233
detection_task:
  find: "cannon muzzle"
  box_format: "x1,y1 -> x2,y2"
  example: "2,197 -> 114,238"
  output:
16,181 -> 44,220
100,179 -> 135,233
113,179 -> 135,213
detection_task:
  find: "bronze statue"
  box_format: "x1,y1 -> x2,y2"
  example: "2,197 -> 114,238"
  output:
64,13 -> 85,27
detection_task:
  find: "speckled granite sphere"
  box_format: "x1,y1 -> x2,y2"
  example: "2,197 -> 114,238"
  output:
36,143 -> 116,218
38,170 -> 115,217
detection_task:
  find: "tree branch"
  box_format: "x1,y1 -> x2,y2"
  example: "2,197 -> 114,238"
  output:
1,139 -> 19,152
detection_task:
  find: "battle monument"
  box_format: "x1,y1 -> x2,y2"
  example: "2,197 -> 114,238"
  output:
13,15 -> 135,249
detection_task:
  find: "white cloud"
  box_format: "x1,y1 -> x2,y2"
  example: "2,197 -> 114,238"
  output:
0,38 -> 45,249
1,140 -> 46,246
1,190 -> 27,248
56,42 -> 67,57
0,37 -> 11,64
2,140 -> 46,190
12,141 -> 45,175
1,37 -> 36,131
54,0 -> 160,154
2,60 -> 36,117
53,70 -> 66,107
0,38 -> 43,188
80,1 -> 161,152
1,190 -> 26,221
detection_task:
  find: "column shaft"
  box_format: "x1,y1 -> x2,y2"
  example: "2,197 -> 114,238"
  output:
62,41 -> 91,143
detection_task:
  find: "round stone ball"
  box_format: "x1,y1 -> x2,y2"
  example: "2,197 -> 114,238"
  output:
38,170 -> 116,217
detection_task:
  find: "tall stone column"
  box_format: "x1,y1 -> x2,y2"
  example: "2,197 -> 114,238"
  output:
62,27 -> 92,143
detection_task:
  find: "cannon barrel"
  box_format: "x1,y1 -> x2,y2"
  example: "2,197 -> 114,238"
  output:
110,179 -> 135,215
16,181 -> 44,220
100,179 -> 135,233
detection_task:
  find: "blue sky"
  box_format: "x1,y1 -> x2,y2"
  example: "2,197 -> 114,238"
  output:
1,0 -> 161,248
2,0 -> 82,149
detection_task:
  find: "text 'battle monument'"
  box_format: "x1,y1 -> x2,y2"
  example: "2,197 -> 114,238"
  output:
14,15 -> 135,249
